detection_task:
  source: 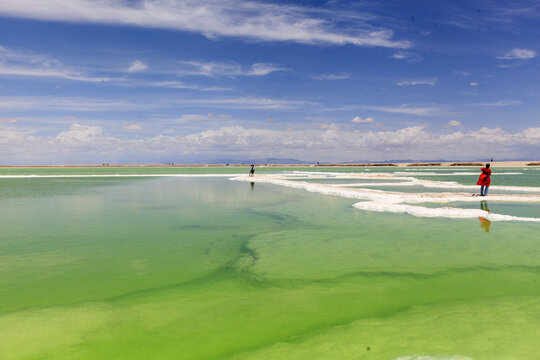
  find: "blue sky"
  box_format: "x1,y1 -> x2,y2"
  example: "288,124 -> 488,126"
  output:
0,0 -> 539,164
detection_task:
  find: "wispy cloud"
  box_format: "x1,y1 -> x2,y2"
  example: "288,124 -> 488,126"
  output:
208,113 -> 232,118
317,123 -> 341,130
358,105 -> 442,116
310,73 -> 351,80
0,96 -> 148,111
0,45 -> 106,82
106,79 -> 232,92
178,61 -> 286,77
351,116 -> 374,123
0,117 -> 18,123
169,114 -> 207,123
497,48 -> 536,60
468,100 -> 522,107
396,78 -> 436,86
174,96 -> 315,110
0,95 -> 314,113
389,51 -> 423,63
0,0 -> 410,48
122,124 -> 143,131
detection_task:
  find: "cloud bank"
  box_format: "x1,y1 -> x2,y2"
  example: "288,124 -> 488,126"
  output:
2,124 -> 538,163
0,0 -> 410,48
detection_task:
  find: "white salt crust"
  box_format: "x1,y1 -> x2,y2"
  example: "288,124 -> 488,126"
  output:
232,172 -> 540,222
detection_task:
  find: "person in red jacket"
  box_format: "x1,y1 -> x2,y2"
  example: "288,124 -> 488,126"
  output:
476,163 -> 491,196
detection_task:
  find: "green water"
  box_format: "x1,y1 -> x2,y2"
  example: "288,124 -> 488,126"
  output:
1,173 -> 540,359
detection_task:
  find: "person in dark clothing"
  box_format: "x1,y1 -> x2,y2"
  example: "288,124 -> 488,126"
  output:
249,164 -> 255,177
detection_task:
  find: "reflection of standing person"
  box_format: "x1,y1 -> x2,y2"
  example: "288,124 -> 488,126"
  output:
480,200 -> 490,212
478,200 -> 491,232
249,164 -> 255,177
476,164 -> 491,196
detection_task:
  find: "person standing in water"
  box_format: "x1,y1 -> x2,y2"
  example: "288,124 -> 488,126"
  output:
476,163 -> 491,196
249,164 -> 255,177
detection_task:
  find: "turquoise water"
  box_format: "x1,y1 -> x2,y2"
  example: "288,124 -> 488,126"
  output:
1,168 -> 540,359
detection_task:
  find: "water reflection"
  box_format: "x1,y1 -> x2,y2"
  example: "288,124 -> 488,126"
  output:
478,200 -> 491,232
250,182 -> 255,191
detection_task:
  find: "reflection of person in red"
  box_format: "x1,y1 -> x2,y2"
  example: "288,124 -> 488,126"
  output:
476,163 -> 491,196
478,200 -> 491,232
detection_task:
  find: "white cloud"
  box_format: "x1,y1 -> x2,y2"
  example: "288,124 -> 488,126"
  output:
0,127 -> 32,144
468,100 -> 521,107
497,48 -> 536,60
56,124 -> 106,143
0,0 -> 410,48
0,45 -> 106,82
0,96 -> 148,111
389,51 -> 423,63
146,81 -> 194,89
351,116 -> 374,123
134,80 -> 230,91
310,73 -> 351,80
249,63 -> 286,76
454,70 -> 471,76
357,105 -> 442,116
208,113 -> 232,118
170,114 -> 207,123
396,78 -> 436,86
178,61 -> 286,77
521,127 -> 540,143
175,96 -> 314,110
0,95 -> 312,113
470,82 -> 478,86
446,120 -> 461,126
317,123 -> 341,130
123,124 -> 143,131
126,60 -> 147,73
0,117 -> 18,123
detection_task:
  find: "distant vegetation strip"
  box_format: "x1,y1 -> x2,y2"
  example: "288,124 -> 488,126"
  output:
450,162 -> 483,166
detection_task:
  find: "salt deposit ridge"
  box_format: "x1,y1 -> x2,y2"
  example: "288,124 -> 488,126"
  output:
232,172 -> 540,222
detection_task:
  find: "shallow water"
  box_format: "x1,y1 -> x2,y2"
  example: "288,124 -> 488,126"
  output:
1,169 -> 540,359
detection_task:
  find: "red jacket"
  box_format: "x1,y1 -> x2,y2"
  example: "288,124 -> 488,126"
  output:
476,167 -> 491,186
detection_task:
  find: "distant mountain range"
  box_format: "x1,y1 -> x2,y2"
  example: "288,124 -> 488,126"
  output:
201,157 -> 520,165
205,158 -> 313,165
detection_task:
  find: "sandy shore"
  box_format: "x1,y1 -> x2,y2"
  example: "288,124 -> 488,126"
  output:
0,161 -> 539,168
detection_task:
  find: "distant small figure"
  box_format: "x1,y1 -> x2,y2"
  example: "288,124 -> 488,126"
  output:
476,163 -> 491,196
490,157 -> 493,162
249,164 -> 255,177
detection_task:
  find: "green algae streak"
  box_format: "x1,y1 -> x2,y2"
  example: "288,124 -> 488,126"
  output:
1,169 -> 540,360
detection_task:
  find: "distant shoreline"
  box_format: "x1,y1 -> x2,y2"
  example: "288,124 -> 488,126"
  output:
1,161 -> 539,168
